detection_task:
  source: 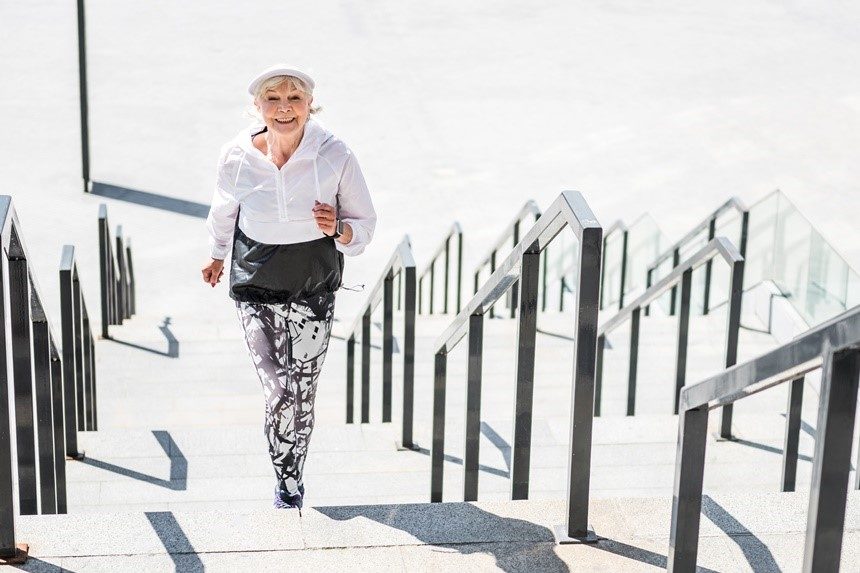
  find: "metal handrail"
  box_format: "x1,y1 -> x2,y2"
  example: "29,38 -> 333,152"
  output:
1,196 -> 70,561
59,245 -> 98,457
430,190 -> 603,544
669,305 -> 860,572
345,236 -> 417,449
645,197 -> 748,316
472,200 -> 542,318
98,205 -> 136,339
594,238 -> 745,435
418,222 -> 463,315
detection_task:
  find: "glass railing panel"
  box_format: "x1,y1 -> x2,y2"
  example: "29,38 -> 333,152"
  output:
624,213 -> 668,298
601,231 -> 625,309
744,190 -> 860,325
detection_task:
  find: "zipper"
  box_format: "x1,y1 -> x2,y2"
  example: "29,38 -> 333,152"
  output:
275,167 -> 287,221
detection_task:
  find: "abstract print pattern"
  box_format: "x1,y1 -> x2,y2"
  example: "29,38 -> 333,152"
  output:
235,295 -> 335,506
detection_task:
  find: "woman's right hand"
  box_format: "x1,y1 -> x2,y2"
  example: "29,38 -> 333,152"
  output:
202,258 -> 225,287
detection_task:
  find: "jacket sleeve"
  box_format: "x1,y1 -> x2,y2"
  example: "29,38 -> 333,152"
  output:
336,150 -> 377,256
205,147 -> 240,260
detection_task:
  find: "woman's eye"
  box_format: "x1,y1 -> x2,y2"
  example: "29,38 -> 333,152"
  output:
290,96 -> 301,101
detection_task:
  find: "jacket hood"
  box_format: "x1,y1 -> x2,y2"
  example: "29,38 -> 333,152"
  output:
235,117 -> 333,161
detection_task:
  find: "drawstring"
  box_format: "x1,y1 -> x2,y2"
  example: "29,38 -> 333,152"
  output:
340,284 -> 365,292
313,156 -> 321,202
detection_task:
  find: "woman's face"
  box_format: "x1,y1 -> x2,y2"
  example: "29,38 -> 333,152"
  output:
256,80 -> 312,138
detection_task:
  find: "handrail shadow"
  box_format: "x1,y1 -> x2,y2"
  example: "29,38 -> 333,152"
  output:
106,317 -> 179,358
78,431 -> 187,491
92,182 -> 209,219
145,511 -> 205,571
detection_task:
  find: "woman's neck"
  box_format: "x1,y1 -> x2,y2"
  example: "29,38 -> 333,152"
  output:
265,127 -> 305,165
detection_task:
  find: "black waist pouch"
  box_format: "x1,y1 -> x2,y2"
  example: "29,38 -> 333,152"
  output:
229,220 -> 343,313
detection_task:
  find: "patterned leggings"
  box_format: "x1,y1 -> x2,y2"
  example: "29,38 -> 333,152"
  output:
235,295 -> 335,505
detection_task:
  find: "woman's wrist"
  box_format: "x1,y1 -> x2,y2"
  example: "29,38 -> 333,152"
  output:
337,222 -> 353,245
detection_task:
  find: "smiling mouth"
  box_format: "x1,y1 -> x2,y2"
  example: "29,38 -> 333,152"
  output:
275,118 -> 296,124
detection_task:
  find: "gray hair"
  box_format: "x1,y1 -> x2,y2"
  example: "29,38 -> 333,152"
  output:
246,74 -> 322,121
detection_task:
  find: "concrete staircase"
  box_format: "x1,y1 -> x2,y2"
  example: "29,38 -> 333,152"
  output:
11,298 -> 857,571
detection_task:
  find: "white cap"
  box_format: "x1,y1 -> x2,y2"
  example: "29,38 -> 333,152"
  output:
247,64 -> 315,96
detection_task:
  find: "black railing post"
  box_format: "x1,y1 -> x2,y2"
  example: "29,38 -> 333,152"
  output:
126,240 -> 136,316
558,214 -> 602,543
627,307 -> 640,416
489,251 -> 497,318
443,238 -> 450,314
801,347 -> 859,572
381,273 -> 393,423
9,256 -> 37,516
430,351 -> 447,502
83,310 -> 96,430
400,266 -> 417,449
73,273 -> 85,431
115,226 -> 126,324
540,249 -> 548,312
667,405 -> 709,572
429,260 -> 435,315
669,248 -> 681,315
361,311 -> 371,424
463,314 -> 484,502
509,222 -> 520,319
718,257 -> 745,439
594,334 -> 604,417
644,268 -> 653,316
98,206 -> 110,339
781,377 -> 804,492
345,336 -> 355,423
418,275 -> 423,315
559,277 -> 566,312
673,269 -> 693,415
599,235 -> 608,310
456,231 -> 463,313
0,238 -> 22,559
702,218 -> 716,315
59,252 -> 80,458
510,249 -> 540,500
49,348 -> 66,515
32,320 -> 57,515
77,0 -> 90,193
618,229 -> 629,310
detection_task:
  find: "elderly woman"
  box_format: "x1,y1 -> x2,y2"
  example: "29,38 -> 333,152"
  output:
202,64 -> 376,510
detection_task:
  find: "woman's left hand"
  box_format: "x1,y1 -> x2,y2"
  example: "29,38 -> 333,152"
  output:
313,201 -> 337,235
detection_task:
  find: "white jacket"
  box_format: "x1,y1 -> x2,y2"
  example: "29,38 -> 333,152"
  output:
206,118 -> 377,259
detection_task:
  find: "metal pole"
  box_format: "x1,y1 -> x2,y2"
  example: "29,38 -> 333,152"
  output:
559,220 -> 602,543
9,258 -> 37,516
59,257 -> 80,457
463,314 -> 484,501
627,307 -> 640,416
381,275 -> 393,423
644,268 -> 652,316
673,269 -> 692,415
430,352 -> 447,502
489,251 -> 496,318
702,218 -> 716,315
98,207 -> 110,338
781,377 -> 804,492
76,0 -> 91,193
33,322 -> 57,514
718,258 -> 745,439
0,247 -> 23,559
669,248 -> 680,315
83,316 -> 96,431
510,250 -> 539,500
456,231 -> 463,313
73,275 -> 85,431
667,406 -> 709,572
401,267 -> 417,449
345,336 -> 354,423
443,238 -> 450,314
429,260 -> 435,315
49,351 -> 66,515
802,347 -> 859,572
510,222 -> 520,319
361,312 -> 371,424
618,230 -> 629,310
